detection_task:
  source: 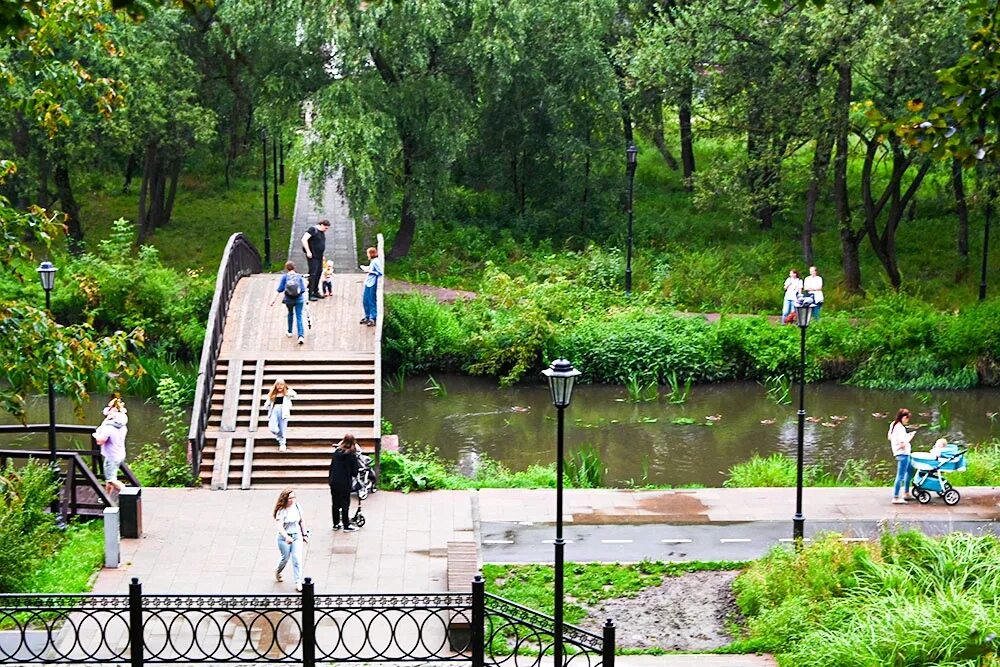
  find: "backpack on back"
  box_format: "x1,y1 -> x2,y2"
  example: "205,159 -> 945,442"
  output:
284,273 -> 303,299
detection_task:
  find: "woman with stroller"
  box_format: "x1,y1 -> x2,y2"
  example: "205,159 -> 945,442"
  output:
889,408 -> 916,504
329,435 -> 360,531
273,488 -> 309,591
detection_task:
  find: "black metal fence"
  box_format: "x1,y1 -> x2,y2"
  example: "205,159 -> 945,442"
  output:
0,577 -> 613,667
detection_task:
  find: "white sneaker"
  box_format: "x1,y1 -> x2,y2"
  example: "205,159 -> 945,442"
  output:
275,569 -> 283,582
891,497 -> 906,504
279,444 -> 287,452
285,331 -> 293,338
295,582 -> 303,592
298,336 -> 305,345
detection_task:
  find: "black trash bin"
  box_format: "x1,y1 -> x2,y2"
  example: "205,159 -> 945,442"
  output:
119,487 -> 143,538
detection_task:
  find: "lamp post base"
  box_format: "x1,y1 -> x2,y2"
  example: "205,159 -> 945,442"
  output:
792,514 -> 804,545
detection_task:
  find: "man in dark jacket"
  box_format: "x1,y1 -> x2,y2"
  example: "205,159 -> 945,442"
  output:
329,435 -> 360,531
300,219 -> 330,301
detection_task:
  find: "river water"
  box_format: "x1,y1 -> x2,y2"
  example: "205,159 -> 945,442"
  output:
3,378 -> 997,487
383,374 -> 1000,486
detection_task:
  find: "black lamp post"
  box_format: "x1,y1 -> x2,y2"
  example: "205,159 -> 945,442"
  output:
272,128 -> 280,219
37,261 -> 62,524
542,358 -> 580,667
261,129 -> 272,267
792,295 -> 813,544
980,183 -> 993,301
625,144 -> 638,295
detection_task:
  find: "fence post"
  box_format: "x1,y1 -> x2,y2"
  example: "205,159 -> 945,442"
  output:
128,577 -> 143,667
471,575 -> 485,667
602,618 -> 615,667
302,577 -> 315,667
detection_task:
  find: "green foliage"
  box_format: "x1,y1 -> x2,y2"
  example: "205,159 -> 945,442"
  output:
383,294 -> 466,375
21,521 -> 104,594
665,371 -> 691,404
564,445 -> 606,489
724,454 -> 886,488
52,219 -> 213,360
379,444 -> 558,492
129,376 -> 197,487
0,460 -> 59,593
731,532 -> 1000,665
763,374 -> 791,405
624,374 -> 658,403
947,440 -> 1000,487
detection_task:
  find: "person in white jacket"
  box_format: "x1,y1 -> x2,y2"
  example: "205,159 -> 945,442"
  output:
888,408 -> 916,504
264,379 -> 297,452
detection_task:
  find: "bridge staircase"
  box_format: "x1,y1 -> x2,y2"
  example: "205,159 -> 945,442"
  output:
188,176 -> 383,489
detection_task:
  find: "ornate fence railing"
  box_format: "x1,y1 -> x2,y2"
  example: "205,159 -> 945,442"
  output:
186,233 -> 262,476
0,577 -> 614,667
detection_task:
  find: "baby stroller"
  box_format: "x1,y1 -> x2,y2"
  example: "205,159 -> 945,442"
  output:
910,443 -> 968,506
350,452 -> 378,527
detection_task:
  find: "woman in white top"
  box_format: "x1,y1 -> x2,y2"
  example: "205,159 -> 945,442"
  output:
273,488 -> 309,591
264,379 -> 297,452
781,269 -> 803,322
802,266 -> 824,321
888,408 -> 916,504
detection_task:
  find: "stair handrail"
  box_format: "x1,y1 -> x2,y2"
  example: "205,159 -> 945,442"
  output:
187,233 -> 262,475
374,232 -> 384,450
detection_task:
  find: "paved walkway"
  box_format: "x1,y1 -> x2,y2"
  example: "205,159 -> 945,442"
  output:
288,171 -> 358,272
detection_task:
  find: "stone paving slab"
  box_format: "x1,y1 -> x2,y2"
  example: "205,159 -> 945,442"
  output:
94,487 -> 474,595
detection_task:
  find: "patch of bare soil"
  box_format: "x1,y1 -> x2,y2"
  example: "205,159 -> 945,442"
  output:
580,570 -> 741,651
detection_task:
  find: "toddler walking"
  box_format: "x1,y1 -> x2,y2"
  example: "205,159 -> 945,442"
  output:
321,259 -> 334,298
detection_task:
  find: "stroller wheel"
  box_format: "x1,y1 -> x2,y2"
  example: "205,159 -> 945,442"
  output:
354,514 -> 366,527
942,488 -> 961,506
358,486 -> 369,501
914,489 -> 932,504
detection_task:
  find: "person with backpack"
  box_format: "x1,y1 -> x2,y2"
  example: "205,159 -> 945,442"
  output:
271,261 -> 307,344
300,219 -> 330,301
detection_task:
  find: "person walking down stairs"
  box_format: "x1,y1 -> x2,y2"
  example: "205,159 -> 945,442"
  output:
271,261 -> 307,345
264,379 -> 297,453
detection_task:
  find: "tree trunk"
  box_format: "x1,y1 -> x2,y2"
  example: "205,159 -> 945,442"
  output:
833,61 -> 864,295
37,150 -> 52,209
54,161 -> 83,252
138,143 -> 155,240
645,91 -> 678,170
388,135 -> 417,260
10,112 -> 31,208
123,153 -> 137,194
746,98 -> 774,230
953,158 -> 969,260
163,158 -> 181,226
803,130 -> 833,265
678,80 -> 695,191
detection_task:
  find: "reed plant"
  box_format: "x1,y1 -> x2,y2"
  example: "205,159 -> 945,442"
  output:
762,374 -> 791,405
423,375 -> 447,397
624,373 -> 658,402
564,444 -> 606,488
665,371 -> 691,404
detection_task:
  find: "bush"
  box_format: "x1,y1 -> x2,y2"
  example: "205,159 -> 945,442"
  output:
379,444 -> 560,492
129,376 -> 197,487
0,460 -> 59,592
731,531 -> 1000,664
382,294 -> 467,374
725,454 -> 888,488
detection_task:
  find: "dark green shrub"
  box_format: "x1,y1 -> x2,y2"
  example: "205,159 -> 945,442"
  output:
382,294 -> 467,374
0,460 -> 59,592
129,376 -> 197,487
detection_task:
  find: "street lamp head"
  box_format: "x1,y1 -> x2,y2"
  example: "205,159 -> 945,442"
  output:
794,295 -> 813,328
37,261 -> 57,292
626,143 -> 638,168
542,358 -> 581,408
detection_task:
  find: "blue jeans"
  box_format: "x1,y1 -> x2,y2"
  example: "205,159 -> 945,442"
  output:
893,454 -> 912,497
269,410 -> 289,446
363,284 -> 377,321
286,300 -> 305,337
782,299 -> 795,321
811,303 -> 822,321
276,533 -> 302,584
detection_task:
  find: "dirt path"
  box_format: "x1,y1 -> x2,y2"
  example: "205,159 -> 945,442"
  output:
581,570 -> 741,651
385,278 -> 476,303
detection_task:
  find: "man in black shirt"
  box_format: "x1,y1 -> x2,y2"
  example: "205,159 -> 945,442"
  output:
300,219 -> 330,301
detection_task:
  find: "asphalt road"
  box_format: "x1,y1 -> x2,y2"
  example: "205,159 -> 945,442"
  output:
480,519 -> 999,562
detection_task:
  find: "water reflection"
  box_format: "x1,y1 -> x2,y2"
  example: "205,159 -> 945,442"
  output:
384,375 -> 1000,486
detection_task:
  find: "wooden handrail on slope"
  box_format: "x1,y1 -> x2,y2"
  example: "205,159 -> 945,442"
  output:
187,233 -> 262,476
373,233 -> 385,472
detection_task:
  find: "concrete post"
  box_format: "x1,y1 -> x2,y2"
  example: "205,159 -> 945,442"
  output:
104,507 -> 120,568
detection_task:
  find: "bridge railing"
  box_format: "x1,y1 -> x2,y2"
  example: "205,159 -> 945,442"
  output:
187,233 -> 262,475
373,232 -> 385,465
0,577 -> 613,667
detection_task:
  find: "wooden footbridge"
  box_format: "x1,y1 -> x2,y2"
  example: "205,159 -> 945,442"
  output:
187,176 -> 384,488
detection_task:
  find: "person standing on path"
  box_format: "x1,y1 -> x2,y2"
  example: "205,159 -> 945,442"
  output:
301,219 -> 330,301
264,379 -> 297,452
803,265 -> 824,320
271,261 -> 307,344
93,397 -> 128,495
273,488 -> 309,591
781,269 -> 802,323
329,435 -> 360,531
889,408 -> 916,504
359,246 -> 382,326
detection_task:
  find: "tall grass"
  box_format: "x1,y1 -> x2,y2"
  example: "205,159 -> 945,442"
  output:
730,531 -> 1000,665
724,453 -> 886,488
564,444 -> 606,488
665,371 -> 691,404
624,374 -> 658,402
